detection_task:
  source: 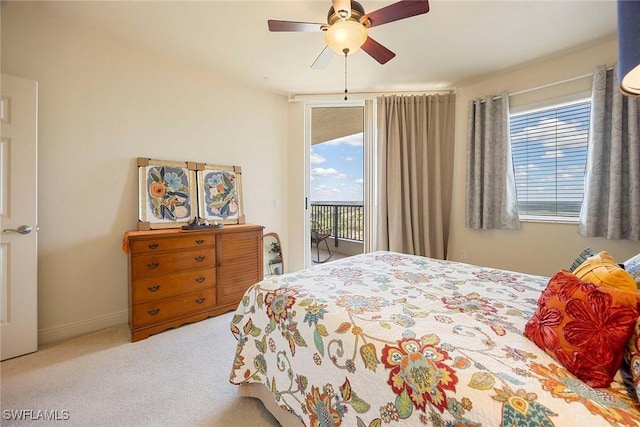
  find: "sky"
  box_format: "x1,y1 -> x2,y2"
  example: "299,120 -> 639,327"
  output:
308,101 -> 589,209
310,132 -> 363,202
510,100 -> 590,212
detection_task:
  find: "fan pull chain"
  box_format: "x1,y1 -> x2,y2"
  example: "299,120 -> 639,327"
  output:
343,49 -> 349,101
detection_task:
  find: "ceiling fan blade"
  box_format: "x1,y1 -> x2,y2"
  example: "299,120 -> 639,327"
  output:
311,46 -> 335,70
361,0 -> 430,28
267,20 -> 327,32
361,37 -> 396,65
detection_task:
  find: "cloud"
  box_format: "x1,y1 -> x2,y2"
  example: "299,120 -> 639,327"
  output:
311,182 -> 363,202
541,149 -> 564,159
512,110 -> 588,188
312,167 -> 346,179
312,185 -> 344,199
310,132 -> 364,202
511,117 -> 588,150
310,151 -> 326,165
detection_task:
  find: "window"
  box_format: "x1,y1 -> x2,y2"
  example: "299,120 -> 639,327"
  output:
510,100 -> 591,221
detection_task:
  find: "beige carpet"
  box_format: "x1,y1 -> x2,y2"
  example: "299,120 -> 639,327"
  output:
0,312 -> 280,427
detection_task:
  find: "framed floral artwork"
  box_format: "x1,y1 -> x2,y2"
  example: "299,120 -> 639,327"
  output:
137,158 -> 197,230
196,164 -> 245,224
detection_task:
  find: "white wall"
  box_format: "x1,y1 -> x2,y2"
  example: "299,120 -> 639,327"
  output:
2,2 -> 289,343
447,38 -> 640,276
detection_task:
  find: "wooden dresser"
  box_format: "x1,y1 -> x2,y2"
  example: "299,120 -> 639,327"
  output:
127,224 -> 263,341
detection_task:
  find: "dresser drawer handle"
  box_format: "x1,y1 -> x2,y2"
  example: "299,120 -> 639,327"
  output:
148,308 -> 160,316
195,239 -> 205,245
195,297 -> 206,304
147,262 -> 160,269
195,256 -> 205,262
148,243 -> 159,249
195,276 -> 205,283
148,285 -> 160,292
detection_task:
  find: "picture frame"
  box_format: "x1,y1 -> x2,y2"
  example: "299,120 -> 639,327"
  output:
137,158 -> 197,230
196,164 -> 245,224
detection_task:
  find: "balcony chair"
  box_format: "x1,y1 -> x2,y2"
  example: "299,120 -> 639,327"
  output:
310,220 -> 333,263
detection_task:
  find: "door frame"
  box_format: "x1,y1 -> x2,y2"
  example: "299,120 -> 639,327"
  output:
304,100 -> 377,267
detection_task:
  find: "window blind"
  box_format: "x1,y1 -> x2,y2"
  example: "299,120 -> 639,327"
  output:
510,100 -> 591,220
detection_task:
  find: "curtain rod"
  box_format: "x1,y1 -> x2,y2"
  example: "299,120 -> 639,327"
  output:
509,72 -> 593,97
290,64 -> 613,102
493,65 -> 614,99
288,88 -> 456,102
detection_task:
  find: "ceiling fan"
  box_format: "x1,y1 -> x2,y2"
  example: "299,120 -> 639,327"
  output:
267,0 -> 430,70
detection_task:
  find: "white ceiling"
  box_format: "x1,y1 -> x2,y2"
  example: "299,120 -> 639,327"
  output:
38,0 -> 618,96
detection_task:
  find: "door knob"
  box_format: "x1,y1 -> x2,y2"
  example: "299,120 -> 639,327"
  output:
2,225 -> 33,234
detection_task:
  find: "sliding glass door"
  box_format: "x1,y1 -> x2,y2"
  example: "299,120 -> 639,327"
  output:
305,100 -> 376,267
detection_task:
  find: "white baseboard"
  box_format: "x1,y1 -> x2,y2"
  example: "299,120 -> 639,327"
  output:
38,310 -> 129,345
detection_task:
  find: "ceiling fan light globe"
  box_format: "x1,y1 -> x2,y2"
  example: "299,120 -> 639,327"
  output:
324,20 -> 367,55
621,66 -> 640,96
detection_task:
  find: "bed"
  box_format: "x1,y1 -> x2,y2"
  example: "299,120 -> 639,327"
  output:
229,251 -> 640,426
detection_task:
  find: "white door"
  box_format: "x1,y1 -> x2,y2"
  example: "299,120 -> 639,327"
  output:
1,74 -> 38,360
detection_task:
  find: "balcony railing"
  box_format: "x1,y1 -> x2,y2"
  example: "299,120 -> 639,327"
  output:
310,202 -> 364,245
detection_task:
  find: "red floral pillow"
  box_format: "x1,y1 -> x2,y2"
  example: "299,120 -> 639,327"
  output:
524,270 -> 640,388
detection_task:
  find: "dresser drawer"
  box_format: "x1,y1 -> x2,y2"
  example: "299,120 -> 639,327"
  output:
132,288 -> 216,328
129,233 -> 215,254
131,248 -> 215,278
131,267 -> 216,303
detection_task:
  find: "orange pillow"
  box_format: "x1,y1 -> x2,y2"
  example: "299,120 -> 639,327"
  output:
573,251 -> 637,293
524,270 -> 640,388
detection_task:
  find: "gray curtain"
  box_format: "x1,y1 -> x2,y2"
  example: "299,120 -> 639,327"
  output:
466,92 -> 520,230
579,65 -> 640,241
376,94 -> 456,259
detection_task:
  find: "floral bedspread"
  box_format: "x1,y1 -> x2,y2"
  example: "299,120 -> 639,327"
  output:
229,251 -> 640,426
